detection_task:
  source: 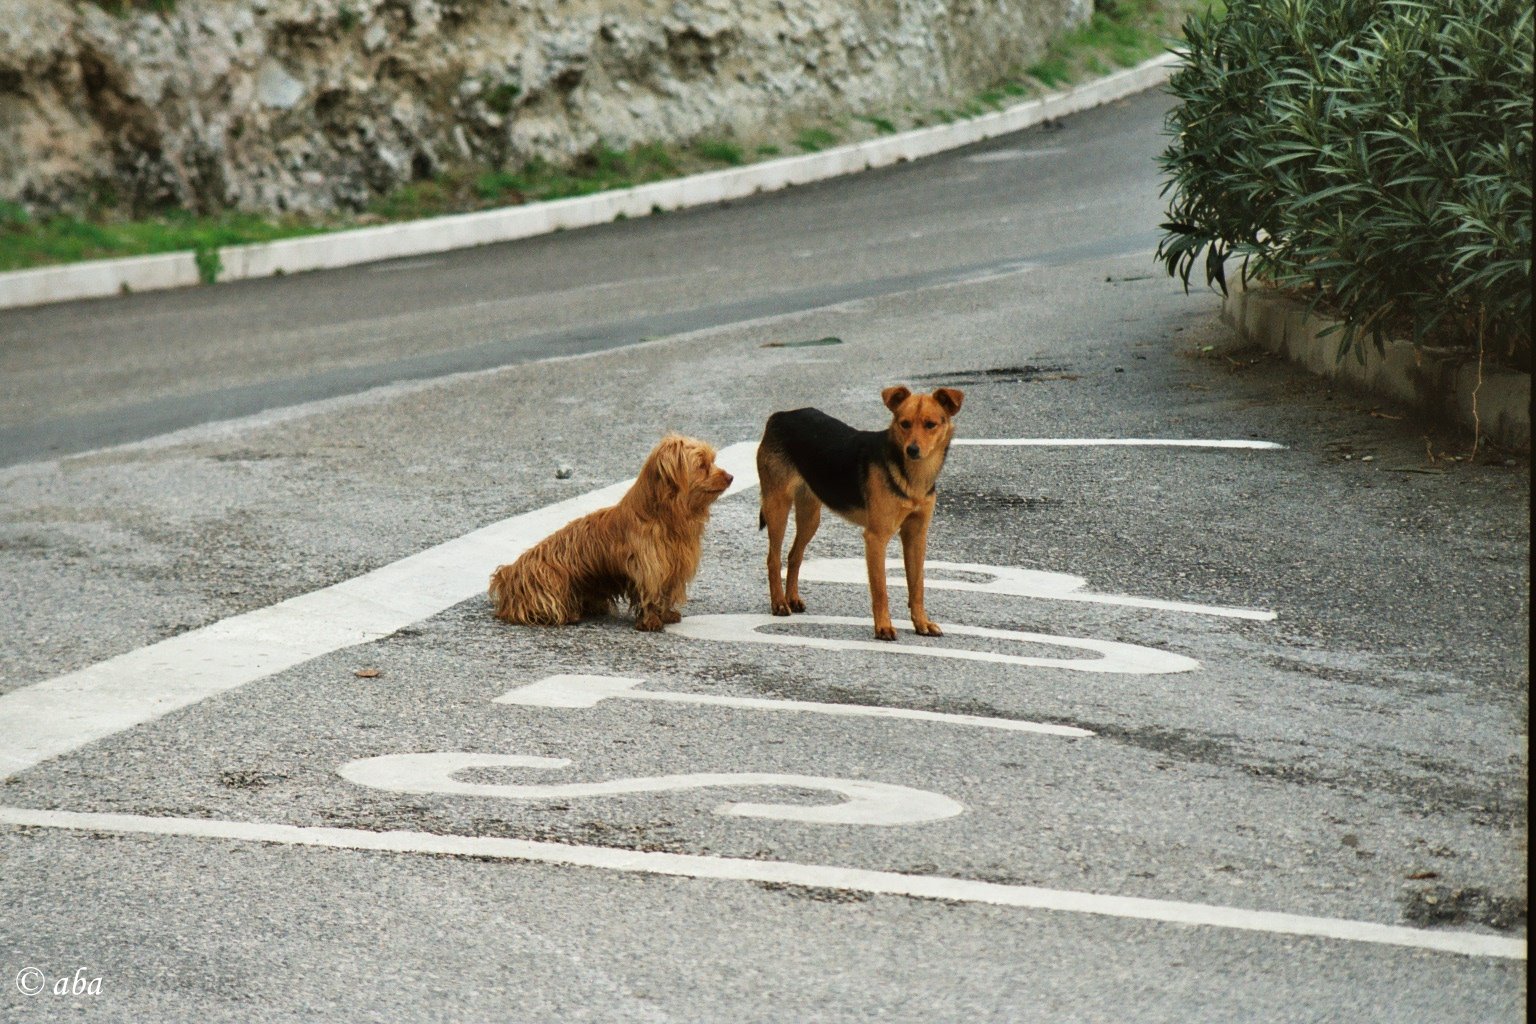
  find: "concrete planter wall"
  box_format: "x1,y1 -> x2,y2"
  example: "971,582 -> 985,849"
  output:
1222,279 -> 1530,453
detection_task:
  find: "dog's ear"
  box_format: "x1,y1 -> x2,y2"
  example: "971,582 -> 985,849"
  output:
933,387 -> 964,416
645,435 -> 692,496
882,386 -> 912,412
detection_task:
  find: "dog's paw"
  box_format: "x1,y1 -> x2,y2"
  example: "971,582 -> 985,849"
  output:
635,614 -> 665,632
771,601 -> 793,617
914,620 -> 943,637
788,598 -> 806,613
873,623 -> 897,641
661,609 -> 682,624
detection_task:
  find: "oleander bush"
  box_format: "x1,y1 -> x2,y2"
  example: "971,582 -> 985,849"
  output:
1157,0 -> 1533,367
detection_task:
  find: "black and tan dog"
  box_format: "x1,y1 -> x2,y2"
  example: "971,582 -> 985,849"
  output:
757,385 -> 964,640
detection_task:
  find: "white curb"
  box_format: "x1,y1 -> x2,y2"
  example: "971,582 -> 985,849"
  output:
0,54 -> 1178,312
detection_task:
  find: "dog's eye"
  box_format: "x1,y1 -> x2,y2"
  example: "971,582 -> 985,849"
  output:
924,421 -> 938,430
900,420 -> 912,429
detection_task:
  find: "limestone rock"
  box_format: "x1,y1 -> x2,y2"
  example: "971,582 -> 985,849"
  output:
0,0 -> 1088,217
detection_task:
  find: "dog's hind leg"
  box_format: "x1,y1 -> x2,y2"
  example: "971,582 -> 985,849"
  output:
762,491 -> 793,615
580,593 -> 613,621
784,486 -> 821,613
759,479 -> 795,617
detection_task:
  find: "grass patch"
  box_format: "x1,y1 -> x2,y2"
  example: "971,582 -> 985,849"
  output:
92,0 -> 178,15
0,206 -> 327,273
0,1 -> 1214,275
692,138 -> 745,165
855,115 -> 899,135
793,127 -> 840,152
1023,0 -> 1205,88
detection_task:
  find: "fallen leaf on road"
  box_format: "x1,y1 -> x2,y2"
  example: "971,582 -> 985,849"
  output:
354,667 -> 382,678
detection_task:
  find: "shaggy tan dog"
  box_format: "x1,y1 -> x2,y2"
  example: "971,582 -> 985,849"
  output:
489,435 -> 733,631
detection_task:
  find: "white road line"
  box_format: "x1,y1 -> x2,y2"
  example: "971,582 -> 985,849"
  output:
494,675 -> 1095,738
671,614 -> 1201,674
954,438 -> 1287,449
0,442 -> 759,781
966,147 -> 1072,162
0,807 -> 1521,961
336,753 -> 964,826
797,559 -> 1276,621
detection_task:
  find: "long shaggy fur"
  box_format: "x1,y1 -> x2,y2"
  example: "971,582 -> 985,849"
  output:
489,435 -> 733,631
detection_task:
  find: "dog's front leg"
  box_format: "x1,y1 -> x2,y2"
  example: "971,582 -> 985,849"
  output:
660,579 -> 687,624
629,577 -> 667,632
863,526 -> 898,640
634,602 -> 667,631
900,509 -> 941,636
633,575 -> 688,631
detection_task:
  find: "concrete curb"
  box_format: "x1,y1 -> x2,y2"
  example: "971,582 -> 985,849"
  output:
0,54 -> 1178,312
1221,279 -> 1531,453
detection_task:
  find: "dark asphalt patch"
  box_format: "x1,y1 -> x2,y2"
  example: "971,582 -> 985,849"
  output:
913,365 -> 1074,386
1399,886 -> 1527,931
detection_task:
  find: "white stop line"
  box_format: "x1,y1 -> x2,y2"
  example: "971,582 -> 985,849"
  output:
0,807 -> 1522,961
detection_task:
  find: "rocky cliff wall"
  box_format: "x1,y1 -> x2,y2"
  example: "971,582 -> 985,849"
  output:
0,0 -> 1089,216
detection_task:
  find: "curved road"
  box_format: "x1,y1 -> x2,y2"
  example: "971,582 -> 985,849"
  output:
0,88 -> 1526,1023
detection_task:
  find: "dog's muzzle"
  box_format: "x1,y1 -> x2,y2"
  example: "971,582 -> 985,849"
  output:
905,444 -> 921,459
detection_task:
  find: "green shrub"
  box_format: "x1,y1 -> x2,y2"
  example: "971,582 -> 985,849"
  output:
1157,0 -> 1533,365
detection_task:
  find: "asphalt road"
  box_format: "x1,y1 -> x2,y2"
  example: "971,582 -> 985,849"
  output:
0,87 -> 1527,1022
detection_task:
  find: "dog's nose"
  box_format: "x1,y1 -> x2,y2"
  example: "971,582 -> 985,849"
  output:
721,471 -> 734,485
905,444 -> 921,459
